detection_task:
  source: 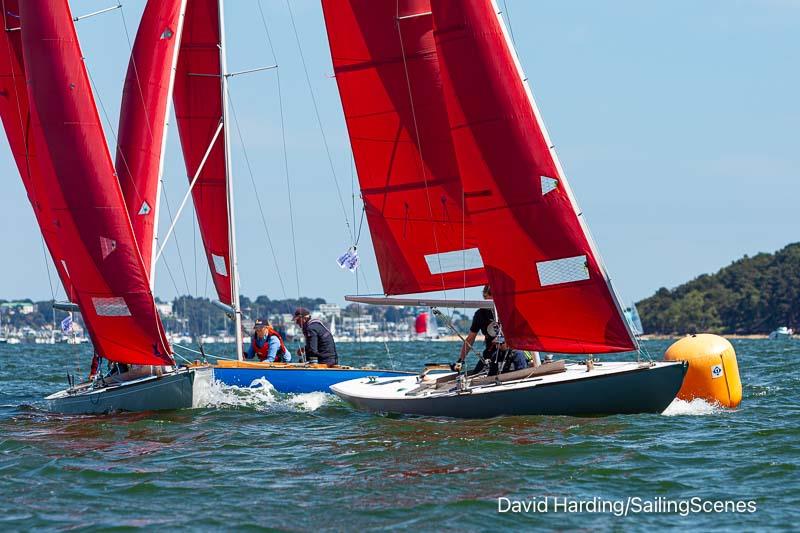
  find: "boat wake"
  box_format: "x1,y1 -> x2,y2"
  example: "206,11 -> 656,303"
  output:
196,378 -> 334,413
662,397 -> 721,416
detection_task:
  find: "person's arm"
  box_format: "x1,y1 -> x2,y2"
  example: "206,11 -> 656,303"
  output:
266,336 -> 280,362
308,325 -> 320,356
89,353 -> 101,379
244,339 -> 255,360
459,331 -> 477,362
459,310 -> 484,362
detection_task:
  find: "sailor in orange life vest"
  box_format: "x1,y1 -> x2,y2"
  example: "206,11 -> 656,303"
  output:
244,319 -> 291,363
293,307 -> 338,366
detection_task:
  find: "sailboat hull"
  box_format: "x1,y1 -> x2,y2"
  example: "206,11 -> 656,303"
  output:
331,361 -> 688,418
213,360 -> 414,393
45,366 -> 213,415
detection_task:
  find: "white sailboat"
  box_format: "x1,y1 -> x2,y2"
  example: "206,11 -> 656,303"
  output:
323,0 -> 686,417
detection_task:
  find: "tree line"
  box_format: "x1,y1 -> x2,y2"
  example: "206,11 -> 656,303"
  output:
637,243 -> 800,334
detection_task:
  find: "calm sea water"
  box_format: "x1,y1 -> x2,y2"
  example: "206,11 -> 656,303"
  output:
0,339 -> 797,530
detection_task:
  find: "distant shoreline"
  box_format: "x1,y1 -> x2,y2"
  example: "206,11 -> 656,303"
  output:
640,334 -> 769,340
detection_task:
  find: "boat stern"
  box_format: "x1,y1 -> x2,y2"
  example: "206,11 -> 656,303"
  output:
190,365 -> 214,408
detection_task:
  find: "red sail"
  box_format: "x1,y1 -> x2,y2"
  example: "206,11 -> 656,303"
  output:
322,0 -> 486,295
431,0 -> 635,353
116,0 -> 186,280
415,313 -> 429,334
0,1 -> 73,301
19,0 -> 172,365
173,0 -> 231,304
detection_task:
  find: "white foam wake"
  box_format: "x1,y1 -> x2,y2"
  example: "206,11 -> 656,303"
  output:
196,377 -> 334,412
662,397 -> 721,416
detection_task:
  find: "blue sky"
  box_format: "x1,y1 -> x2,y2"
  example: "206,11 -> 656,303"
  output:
0,0 -> 797,306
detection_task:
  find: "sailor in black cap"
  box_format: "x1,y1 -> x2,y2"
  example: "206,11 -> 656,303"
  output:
244,318 -> 290,362
293,307 -> 338,366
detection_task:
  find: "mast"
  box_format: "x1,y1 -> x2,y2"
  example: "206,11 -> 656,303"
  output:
217,0 -> 243,359
150,0 -> 188,287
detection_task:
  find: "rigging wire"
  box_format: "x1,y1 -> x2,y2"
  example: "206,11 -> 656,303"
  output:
225,87 -> 288,298
159,187 -> 193,295
284,0 -> 355,246
501,0 -> 517,47
160,253 -> 184,303
38,235 -> 57,302
256,1 -> 301,297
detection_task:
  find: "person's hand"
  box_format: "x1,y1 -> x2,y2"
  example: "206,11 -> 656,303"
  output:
297,347 -> 305,356
450,360 -> 463,372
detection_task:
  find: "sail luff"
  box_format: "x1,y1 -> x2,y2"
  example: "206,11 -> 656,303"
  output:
151,0 -> 188,285
430,0 -> 635,353
487,0 -> 636,346
19,0 -> 172,365
116,0 -> 187,286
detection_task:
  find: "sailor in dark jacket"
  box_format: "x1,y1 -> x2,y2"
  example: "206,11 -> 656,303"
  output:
293,307 -> 338,366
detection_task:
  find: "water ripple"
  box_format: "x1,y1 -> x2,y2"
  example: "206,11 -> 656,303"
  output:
0,339 -> 797,529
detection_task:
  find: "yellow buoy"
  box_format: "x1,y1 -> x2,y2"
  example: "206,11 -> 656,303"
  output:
664,334 -> 742,407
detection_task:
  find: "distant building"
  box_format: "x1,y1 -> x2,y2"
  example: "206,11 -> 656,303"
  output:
318,303 -> 341,319
1,301 -> 35,315
156,301 -> 174,317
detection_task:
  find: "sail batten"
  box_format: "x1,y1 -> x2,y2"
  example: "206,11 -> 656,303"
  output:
321,0 -> 487,295
430,0 -> 635,353
18,0 -> 172,365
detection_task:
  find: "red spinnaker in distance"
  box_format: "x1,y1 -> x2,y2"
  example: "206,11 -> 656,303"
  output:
116,0 -> 186,280
322,0 -> 487,295
173,0 -> 232,305
0,0 -> 73,301
431,0 -> 635,353
19,0 -> 172,365
415,313 -> 429,335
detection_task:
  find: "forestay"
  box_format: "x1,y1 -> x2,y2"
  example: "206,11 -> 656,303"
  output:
19,0 -> 172,365
430,0 -> 635,353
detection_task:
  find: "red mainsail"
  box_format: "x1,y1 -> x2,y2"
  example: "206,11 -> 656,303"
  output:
431,0 -> 635,353
322,0 -> 487,295
173,0 -> 232,305
0,0 -> 73,301
19,0 -> 172,365
116,0 -> 186,280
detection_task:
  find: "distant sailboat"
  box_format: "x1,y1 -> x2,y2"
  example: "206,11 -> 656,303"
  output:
625,303 -> 645,337
325,0 -> 686,417
0,0 -> 211,414
768,327 -> 793,340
